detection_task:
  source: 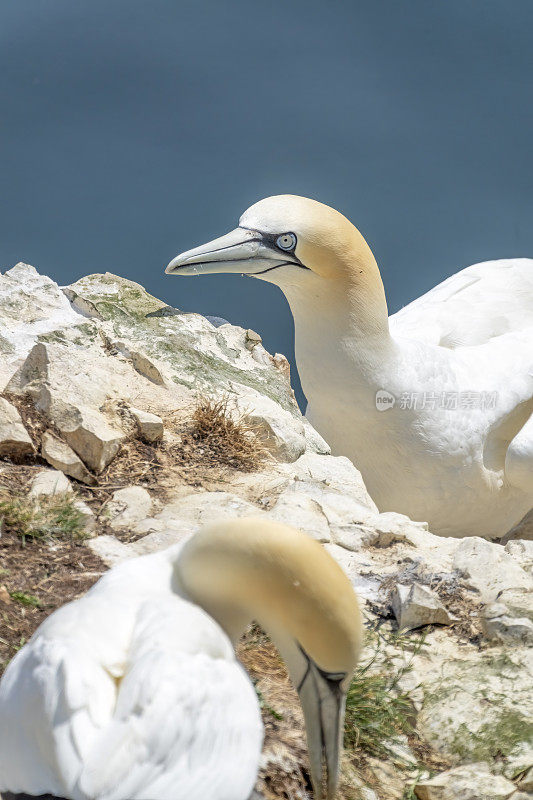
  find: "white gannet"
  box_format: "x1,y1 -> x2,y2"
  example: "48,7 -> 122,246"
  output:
0,518 -> 362,800
166,195 -> 533,539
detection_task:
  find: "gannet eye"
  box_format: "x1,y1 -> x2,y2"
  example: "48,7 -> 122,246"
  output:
276,233 -> 297,251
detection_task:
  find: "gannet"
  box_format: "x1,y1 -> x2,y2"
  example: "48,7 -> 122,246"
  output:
166,195 -> 533,538
0,518 -> 362,800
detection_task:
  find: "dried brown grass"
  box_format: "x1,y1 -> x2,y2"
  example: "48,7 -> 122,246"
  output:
174,396 -> 268,472
238,626 -> 310,800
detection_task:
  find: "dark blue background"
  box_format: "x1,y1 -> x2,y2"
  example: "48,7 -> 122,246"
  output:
2,0 -> 532,405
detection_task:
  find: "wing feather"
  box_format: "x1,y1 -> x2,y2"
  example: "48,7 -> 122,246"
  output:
505,410 -> 533,493
0,552 -> 262,800
79,599 -> 262,800
0,635 -> 116,798
390,258 -> 533,348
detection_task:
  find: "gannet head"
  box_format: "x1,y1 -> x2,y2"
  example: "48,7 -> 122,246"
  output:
165,194 -> 378,289
177,517 -> 363,800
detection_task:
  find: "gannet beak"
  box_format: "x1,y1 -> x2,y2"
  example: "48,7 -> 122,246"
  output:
298,660 -> 346,800
165,227 -> 300,276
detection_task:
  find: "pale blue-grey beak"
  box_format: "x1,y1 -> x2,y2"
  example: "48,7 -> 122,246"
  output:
165,227 -> 299,276
298,659 -> 347,800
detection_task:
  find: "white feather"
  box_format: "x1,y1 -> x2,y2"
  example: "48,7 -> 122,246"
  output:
0,547 -> 263,800
390,258 -> 533,348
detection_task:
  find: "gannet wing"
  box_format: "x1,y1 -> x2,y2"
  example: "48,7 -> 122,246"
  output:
0,581 -> 262,800
79,598 -> 263,800
390,258 -> 533,348
505,410 -> 533,494
0,632 -> 117,799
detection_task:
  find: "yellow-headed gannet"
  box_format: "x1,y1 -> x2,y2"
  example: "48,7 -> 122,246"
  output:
0,518 -> 362,800
166,195 -> 533,538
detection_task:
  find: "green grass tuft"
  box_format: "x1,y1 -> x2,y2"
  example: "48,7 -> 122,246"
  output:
0,492 -> 88,544
9,591 -> 42,608
344,629 -> 424,767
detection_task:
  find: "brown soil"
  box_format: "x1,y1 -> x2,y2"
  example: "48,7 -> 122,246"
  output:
0,522 -> 105,676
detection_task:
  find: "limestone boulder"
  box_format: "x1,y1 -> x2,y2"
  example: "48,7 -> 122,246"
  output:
128,406 -> 164,443
72,500 -> 96,534
54,405 -> 125,474
104,486 -> 153,530
28,468 -> 73,498
63,272 -> 298,414
415,763 -> 516,800
391,582 -> 455,631
453,537 -> 532,601
505,539 -> 533,574
0,397 -> 34,458
482,602 -> 533,645
0,263 -> 83,390
127,492 -> 262,556
87,534 -> 134,566
234,392 -> 306,462
41,431 -> 96,484
267,490 -> 331,542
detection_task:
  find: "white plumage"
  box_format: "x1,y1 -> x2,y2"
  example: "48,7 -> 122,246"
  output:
0,545 -> 262,800
166,196 -> 533,538
389,258 -> 533,348
0,518 -> 362,800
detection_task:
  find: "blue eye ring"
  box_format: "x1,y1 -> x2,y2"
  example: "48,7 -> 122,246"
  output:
276,232 -> 297,251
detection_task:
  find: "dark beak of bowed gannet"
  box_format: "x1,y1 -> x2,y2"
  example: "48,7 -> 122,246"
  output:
297,655 -> 347,800
165,227 -> 303,277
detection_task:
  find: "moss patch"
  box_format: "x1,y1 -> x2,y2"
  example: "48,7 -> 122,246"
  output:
67,272 -> 299,414
448,710 -> 533,763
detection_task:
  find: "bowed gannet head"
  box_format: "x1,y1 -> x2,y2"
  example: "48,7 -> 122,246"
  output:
166,195 -> 386,322
177,517 -> 363,800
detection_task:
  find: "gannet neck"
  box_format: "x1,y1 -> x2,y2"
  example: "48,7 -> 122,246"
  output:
177,518 -> 362,800
316,223 -> 389,342
283,264 -> 390,353
242,195 -> 390,342
176,518 -> 362,674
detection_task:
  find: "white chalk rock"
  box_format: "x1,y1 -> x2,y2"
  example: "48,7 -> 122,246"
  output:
0,263 -> 84,389
41,431 -> 96,484
105,486 -> 153,529
482,601 -> 533,645
128,406 -> 164,443
267,490 -> 331,542
235,392 -> 306,463
73,499 -> 96,534
415,763 -> 516,800
54,404 -> 125,474
289,452 -> 377,512
87,534 -> 133,567
505,539 -> 533,574
391,582 -> 455,631
28,468 -> 73,498
0,397 -> 34,458
453,536 -> 533,601
129,492 -> 262,555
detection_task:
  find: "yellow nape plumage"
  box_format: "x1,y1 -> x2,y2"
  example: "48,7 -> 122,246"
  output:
0,517 -> 362,800
166,195 -> 533,539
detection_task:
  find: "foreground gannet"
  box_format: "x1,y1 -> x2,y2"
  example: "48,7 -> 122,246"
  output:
0,518 -> 362,800
166,195 -> 533,538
